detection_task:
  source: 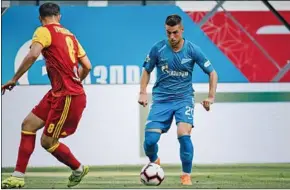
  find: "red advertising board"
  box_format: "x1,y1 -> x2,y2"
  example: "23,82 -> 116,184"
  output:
187,11 -> 290,82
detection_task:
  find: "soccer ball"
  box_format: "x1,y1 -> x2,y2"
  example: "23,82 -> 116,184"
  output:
140,163 -> 165,186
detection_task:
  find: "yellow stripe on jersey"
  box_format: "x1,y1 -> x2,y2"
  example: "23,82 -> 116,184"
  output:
52,96 -> 71,139
32,26 -> 52,48
77,40 -> 86,58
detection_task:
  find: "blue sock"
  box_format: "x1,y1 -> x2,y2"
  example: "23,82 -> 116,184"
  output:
178,135 -> 194,174
143,131 -> 161,162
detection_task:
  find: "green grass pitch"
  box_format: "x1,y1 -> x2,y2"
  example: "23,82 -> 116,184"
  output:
2,163 -> 290,188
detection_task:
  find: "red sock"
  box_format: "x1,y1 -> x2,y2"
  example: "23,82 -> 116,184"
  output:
15,131 -> 36,173
50,143 -> 81,170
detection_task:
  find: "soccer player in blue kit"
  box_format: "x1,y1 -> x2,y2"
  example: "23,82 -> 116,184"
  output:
138,14 -> 218,185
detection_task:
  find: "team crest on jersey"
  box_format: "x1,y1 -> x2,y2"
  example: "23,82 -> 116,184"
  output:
181,58 -> 192,64
145,55 -> 150,63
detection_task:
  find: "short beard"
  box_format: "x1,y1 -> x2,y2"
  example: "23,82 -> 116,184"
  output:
170,39 -> 181,48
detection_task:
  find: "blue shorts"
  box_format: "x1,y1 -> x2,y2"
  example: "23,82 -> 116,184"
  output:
145,98 -> 194,133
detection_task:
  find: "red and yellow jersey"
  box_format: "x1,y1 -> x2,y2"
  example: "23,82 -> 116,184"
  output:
32,23 -> 86,97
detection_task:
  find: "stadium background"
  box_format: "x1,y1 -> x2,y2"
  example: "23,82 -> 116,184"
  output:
1,0 -> 290,188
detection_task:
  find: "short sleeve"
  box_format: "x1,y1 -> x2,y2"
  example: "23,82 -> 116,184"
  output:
192,45 -> 214,74
76,39 -> 86,58
142,46 -> 158,73
31,27 -> 51,48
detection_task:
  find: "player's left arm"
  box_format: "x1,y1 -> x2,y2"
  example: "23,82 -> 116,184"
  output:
2,27 -> 50,94
193,45 -> 218,111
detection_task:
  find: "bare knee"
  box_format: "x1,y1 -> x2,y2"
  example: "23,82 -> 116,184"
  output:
21,118 -> 30,131
22,112 -> 45,132
177,122 -> 192,137
41,134 -> 58,150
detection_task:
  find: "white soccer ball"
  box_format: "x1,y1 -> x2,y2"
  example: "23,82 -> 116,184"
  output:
140,163 -> 165,186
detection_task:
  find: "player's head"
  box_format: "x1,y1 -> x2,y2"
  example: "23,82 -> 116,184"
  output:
165,14 -> 184,47
39,2 -> 61,25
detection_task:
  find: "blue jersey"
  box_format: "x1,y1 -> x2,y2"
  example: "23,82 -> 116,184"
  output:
143,39 -> 214,102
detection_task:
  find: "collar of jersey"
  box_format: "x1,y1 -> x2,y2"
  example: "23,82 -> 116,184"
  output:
44,22 -> 61,26
166,38 -> 186,53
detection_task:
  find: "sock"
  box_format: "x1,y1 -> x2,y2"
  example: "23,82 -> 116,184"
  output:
178,135 -> 194,174
73,165 -> 83,176
183,172 -> 191,176
48,142 -> 81,170
12,171 -> 25,178
143,131 -> 161,162
14,131 -> 36,174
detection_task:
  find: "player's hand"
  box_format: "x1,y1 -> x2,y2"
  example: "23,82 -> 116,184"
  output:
201,97 -> 214,111
1,80 -> 16,95
138,92 -> 148,107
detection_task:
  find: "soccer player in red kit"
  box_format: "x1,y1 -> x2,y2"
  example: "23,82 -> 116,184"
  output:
1,2 -> 92,188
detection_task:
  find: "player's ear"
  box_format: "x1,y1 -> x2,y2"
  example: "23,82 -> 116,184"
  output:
180,24 -> 184,33
39,16 -> 44,25
58,14 -> 62,21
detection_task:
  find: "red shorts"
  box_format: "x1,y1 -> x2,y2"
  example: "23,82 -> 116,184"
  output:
32,90 -> 86,138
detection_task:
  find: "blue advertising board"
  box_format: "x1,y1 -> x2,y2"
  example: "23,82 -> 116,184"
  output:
2,5 -> 247,84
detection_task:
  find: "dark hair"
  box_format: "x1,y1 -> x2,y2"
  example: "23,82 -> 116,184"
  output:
165,14 -> 182,26
39,2 -> 60,18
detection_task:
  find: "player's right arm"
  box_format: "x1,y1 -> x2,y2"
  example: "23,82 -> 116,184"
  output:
2,27 -> 50,94
76,40 -> 92,81
138,46 -> 158,107
139,70 -> 150,107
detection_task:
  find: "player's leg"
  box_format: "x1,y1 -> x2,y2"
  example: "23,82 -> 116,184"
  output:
174,98 -> 194,185
144,102 -> 174,164
40,94 -> 88,187
15,113 -> 45,175
144,129 -> 162,164
40,133 -> 89,187
2,91 -> 51,188
2,113 -> 45,189
177,122 -> 193,185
